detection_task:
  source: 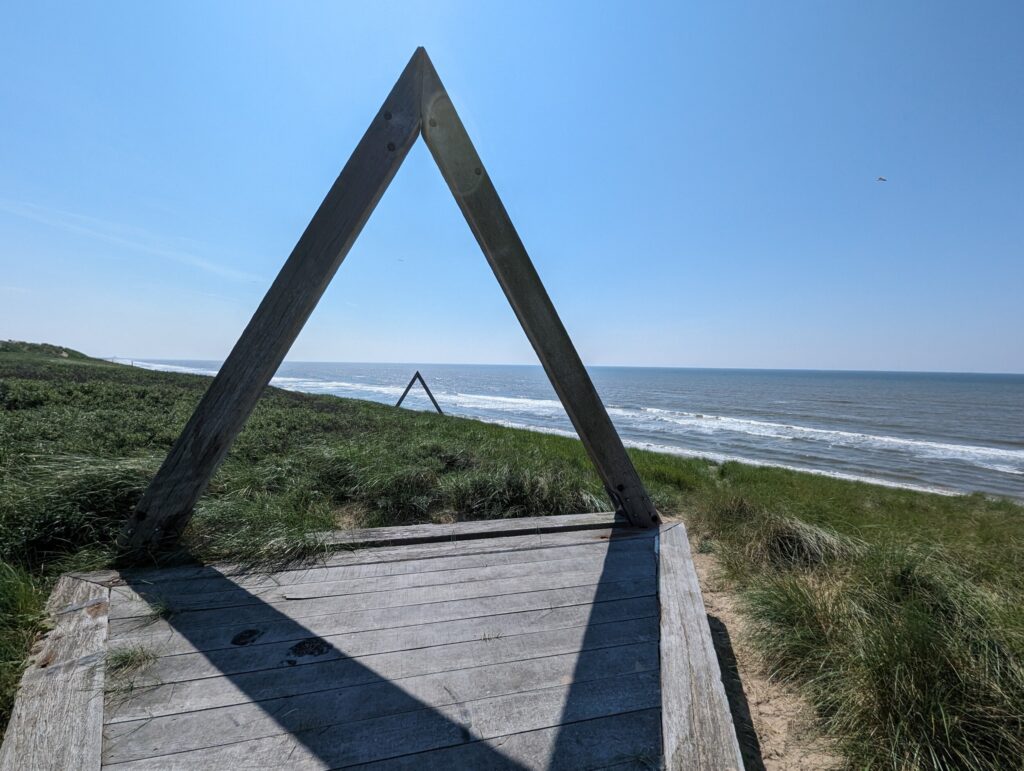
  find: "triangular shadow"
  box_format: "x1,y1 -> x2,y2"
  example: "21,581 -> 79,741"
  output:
105,532 -> 663,767
109,565 -> 526,767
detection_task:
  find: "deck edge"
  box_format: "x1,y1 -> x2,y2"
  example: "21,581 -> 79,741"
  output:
0,576 -> 109,771
658,522 -> 744,770
68,512 -> 634,586
316,511 -> 627,548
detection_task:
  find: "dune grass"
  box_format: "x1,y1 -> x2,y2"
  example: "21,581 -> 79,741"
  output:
690,496 -> 1023,769
1,341 -> 1021,768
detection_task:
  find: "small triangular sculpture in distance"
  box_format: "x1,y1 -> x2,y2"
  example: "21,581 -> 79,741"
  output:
120,48 -> 659,554
396,371 -> 443,415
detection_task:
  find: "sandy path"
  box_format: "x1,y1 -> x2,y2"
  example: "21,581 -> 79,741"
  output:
690,545 -> 842,770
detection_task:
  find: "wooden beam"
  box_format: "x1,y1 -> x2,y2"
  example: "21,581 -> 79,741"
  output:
118,51 -> 425,553
418,51 -> 658,528
0,577 -> 109,770
658,523 -> 743,769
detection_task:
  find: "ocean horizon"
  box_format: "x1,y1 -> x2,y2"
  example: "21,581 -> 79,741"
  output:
119,359 -> 1024,501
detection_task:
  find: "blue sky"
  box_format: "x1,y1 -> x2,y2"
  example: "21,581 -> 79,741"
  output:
1,2 -> 1021,372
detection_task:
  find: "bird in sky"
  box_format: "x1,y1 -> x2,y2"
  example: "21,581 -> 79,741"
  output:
877,176 -> 887,182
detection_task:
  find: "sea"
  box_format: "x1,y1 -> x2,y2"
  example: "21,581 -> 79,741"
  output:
124,360 -> 1024,501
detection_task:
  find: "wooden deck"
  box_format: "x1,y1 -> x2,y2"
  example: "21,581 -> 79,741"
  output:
1,514 -> 742,770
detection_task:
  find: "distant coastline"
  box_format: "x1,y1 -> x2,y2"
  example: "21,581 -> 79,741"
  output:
118,359 -> 1024,501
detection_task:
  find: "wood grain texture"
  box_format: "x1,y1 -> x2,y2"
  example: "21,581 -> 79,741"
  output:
103,643 -> 659,763
99,528 -> 663,767
108,544 -> 651,619
110,578 -> 658,654
111,562 -> 653,636
2,516 -> 748,769
108,536 -> 652,609
316,511 -> 622,548
105,597 -> 659,708
91,525 -> 657,590
658,524 -> 744,769
0,577 -> 109,770
119,49 -> 425,553
103,670 -> 661,769
418,51 -> 659,529
105,615 -> 659,723
345,709 -> 663,770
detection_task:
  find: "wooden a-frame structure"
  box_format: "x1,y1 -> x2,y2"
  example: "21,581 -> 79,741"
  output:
120,48 -> 659,553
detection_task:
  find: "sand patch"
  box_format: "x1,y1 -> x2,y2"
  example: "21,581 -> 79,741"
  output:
688,544 -> 842,770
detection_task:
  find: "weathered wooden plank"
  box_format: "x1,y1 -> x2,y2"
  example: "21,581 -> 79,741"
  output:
119,50 -> 426,553
106,613 -> 659,723
91,526 -> 656,589
108,544 -> 651,619
103,669 -> 661,769
0,577 -> 109,770
316,511 -> 621,547
419,51 -> 658,529
103,532 -> 651,600
109,578 -> 657,654
347,708 -> 663,770
658,523 -> 743,770
104,642 -> 658,763
111,560 -> 652,634
106,596 -> 659,706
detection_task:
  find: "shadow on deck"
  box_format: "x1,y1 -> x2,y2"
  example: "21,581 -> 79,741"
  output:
2,514 -> 748,770
105,525 -> 662,768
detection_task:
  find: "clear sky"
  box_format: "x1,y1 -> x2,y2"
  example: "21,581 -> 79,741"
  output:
1,2 -> 1021,373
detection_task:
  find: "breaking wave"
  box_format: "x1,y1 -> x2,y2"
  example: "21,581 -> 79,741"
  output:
122,359 -> 1024,495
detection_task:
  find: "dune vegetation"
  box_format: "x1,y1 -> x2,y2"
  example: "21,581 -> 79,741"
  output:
1,341 -> 1021,768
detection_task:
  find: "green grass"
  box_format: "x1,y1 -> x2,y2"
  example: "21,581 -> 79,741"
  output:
690,496 -> 1023,769
0,341 -> 1021,768
106,645 -> 157,678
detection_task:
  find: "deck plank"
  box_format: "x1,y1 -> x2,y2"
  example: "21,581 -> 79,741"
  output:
103,670 -> 661,769
0,577 -> 109,770
658,523 -> 743,770
109,578 -> 657,655
80,525 -> 655,589
316,511 -> 620,547
345,709 -> 663,770
105,597 -> 659,710
111,533 -> 651,597
103,642 -> 658,763
105,614 -> 659,722
108,544 -> 651,619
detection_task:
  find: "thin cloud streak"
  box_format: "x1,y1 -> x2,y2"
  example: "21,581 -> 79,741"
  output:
0,199 -> 264,283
